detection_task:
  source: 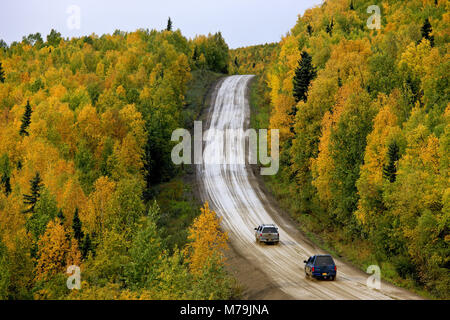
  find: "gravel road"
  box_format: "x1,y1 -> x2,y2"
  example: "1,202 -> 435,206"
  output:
196,75 -> 422,300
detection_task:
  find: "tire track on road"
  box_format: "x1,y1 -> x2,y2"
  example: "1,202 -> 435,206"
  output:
197,75 -> 422,300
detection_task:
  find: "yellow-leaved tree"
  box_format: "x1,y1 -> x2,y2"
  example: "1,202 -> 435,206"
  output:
355,92 -> 403,227
185,202 -> 228,276
35,219 -> 81,281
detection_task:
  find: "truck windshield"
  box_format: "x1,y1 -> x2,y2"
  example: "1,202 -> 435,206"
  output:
262,227 -> 277,233
315,256 -> 334,266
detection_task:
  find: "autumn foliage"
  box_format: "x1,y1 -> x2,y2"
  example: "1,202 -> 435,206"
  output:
238,0 -> 449,298
0,27 -> 234,300
35,219 -> 81,281
185,202 -> 228,276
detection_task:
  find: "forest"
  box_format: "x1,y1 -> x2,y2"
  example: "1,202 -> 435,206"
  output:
0,0 -> 448,300
232,0 -> 448,298
0,26 -> 236,299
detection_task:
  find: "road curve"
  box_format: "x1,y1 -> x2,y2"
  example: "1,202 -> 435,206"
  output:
196,75 -> 422,300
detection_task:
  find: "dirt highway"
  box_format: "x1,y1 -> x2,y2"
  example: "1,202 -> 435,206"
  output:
196,75 -> 422,300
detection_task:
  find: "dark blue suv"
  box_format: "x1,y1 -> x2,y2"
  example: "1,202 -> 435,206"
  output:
304,255 -> 337,280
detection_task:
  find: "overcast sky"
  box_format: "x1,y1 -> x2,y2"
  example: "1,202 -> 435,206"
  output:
0,0 -> 323,49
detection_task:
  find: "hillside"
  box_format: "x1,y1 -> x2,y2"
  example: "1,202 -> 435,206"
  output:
0,0 -> 448,301
236,0 -> 449,298
0,28 -> 237,299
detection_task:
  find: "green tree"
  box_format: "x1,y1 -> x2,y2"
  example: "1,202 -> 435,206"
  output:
0,237 -> 10,299
307,24 -> 313,36
74,140 -> 98,193
189,254 -> 236,300
81,233 -> 93,260
0,40 -> 7,51
383,141 -> 400,183
23,33 -> 43,47
167,17 -> 173,31
57,209 -> 65,225
125,216 -> 162,288
142,112 -> 177,191
328,90 -> 376,228
293,51 -> 317,105
194,32 -> 230,73
0,62 -> 5,83
26,188 -> 58,242
326,19 -> 334,35
108,178 -> 145,232
83,229 -> 131,285
19,100 -> 32,136
22,172 -> 43,214
2,177 -> 11,196
6,236 -> 34,299
46,29 -> 62,47
192,45 -> 199,62
0,154 -> 11,196
421,18 -> 434,47
72,208 -> 84,243
155,249 -> 190,299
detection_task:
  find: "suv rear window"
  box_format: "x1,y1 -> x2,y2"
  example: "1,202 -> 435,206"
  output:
315,256 -> 334,266
262,227 -> 277,233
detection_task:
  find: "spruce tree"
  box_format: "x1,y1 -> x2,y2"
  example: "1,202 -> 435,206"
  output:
81,233 -> 92,259
19,100 -> 32,136
23,172 -> 43,213
46,29 -> 62,47
0,62 -> 5,83
72,208 -> 84,242
167,17 -> 173,31
421,18 -> 435,47
0,154 -> 11,196
383,142 -> 400,183
307,24 -> 313,36
350,0 -> 355,10
293,51 -> 317,105
2,176 -> 11,196
192,45 -> 199,61
326,18 -> 334,35
57,209 -> 65,225
337,69 -> 342,87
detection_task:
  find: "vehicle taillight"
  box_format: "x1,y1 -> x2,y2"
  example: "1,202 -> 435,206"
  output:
334,266 -> 337,271
312,267 -> 315,272
260,233 -> 262,237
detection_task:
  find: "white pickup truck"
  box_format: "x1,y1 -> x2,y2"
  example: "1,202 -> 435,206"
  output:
254,224 -> 279,245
